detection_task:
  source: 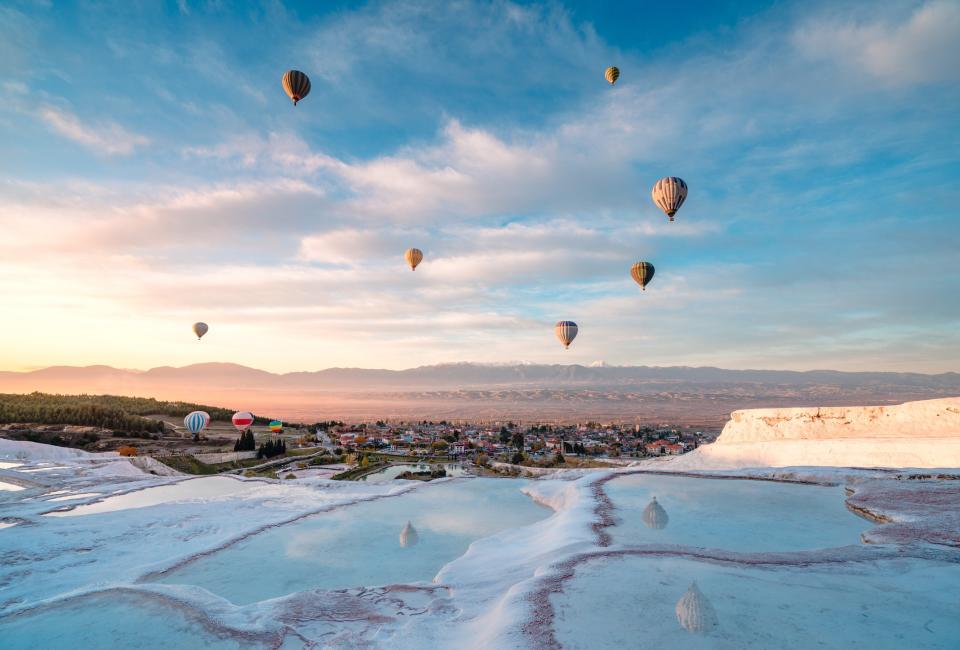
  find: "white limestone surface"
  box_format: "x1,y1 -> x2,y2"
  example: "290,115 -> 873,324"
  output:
666,397 -> 960,470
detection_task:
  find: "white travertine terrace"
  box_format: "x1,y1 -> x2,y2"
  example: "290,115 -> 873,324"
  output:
668,397 -> 960,469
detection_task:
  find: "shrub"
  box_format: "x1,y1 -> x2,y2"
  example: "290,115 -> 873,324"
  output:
117,445 -> 138,457
284,473 -> 296,480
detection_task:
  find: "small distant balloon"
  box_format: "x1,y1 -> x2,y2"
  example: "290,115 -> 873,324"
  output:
184,411 -> 208,436
268,420 -> 283,433
281,70 -> 311,106
555,321 -> 578,349
630,261 -> 655,291
192,322 -> 208,340
232,411 -> 255,432
405,248 -> 423,271
605,66 -> 620,85
651,177 -> 688,221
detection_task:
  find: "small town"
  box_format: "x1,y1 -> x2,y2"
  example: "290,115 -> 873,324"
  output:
314,419 -> 713,465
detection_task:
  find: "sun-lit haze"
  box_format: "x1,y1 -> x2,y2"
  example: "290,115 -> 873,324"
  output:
1,0 -> 958,374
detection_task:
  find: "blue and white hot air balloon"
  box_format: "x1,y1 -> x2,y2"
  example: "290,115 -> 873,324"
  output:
184,411 -> 208,437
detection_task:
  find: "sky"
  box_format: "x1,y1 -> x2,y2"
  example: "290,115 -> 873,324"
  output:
0,0 -> 958,374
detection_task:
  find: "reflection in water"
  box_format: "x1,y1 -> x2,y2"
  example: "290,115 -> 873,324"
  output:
400,520 -> 419,547
360,463 -> 469,483
642,496 -> 669,530
675,581 -> 718,634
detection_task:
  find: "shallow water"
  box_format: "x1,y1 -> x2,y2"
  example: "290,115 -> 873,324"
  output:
551,554 -> 960,649
359,462 -> 469,482
157,477 -> 550,605
606,474 -> 866,551
0,594 -> 258,650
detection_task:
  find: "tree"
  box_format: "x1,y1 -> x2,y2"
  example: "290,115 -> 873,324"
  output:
512,431 -> 525,451
555,451 -> 565,464
511,451 -> 524,465
499,427 -> 511,445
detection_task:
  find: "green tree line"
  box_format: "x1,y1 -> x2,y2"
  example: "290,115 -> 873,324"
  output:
0,392 -> 266,432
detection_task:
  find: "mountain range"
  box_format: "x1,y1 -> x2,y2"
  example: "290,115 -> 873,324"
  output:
2,363 -> 958,427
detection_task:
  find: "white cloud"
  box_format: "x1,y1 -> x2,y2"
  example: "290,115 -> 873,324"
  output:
793,1 -> 960,86
39,106 -> 150,155
298,228 -> 400,265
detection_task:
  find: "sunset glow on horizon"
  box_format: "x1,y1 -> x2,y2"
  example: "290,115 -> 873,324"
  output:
1,0 -> 958,374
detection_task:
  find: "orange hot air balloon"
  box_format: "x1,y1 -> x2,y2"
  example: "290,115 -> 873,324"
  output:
281,70 -> 311,106
405,248 -> 423,271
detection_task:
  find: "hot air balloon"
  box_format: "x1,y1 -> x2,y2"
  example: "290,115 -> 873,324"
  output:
281,70 -> 311,106
199,411 -> 211,427
400,521 -> 419,547
630,261 -> 655,291
232,411 -> 255,432
605,66 -> 620,85
676,582 -> 718,634
184,411 -> 208,437
269,420 -> 283,433
192,322 -> 208,340
405,248 -> 423,271
652,177 -> 688,221
555,321 -> 578,349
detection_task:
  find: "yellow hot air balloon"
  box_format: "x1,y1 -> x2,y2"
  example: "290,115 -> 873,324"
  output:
630,261 -> 655,291
555,321 -> 578,349
405,248 -> 423,271
281,70 -> 311,106
605,66 -> 620,85
652,177 -> 688,221
192,322 -> 208,340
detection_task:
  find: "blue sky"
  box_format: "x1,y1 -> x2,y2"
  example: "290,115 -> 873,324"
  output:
0,0 -> 958,373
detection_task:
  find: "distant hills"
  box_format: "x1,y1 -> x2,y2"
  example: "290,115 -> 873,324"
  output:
1,362 -> 957,426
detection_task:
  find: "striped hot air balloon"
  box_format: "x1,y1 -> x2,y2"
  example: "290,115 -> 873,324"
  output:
652,177 -> 688,221
232,411 -> 255,432
184,411 -> 207,436
630,261 -> 655,291
199,411 -> 211,426
555,321 -> 578,349
268,420 -> 283,433
192,322 -> 208,340
281,70 -> 311,106
405,248 -> 423,271
605,66 -> 620,85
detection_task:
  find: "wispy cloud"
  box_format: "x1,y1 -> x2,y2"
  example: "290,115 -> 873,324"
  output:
793,0 -> 960,86
39,106 -> 150,155
0,0 -> 957,373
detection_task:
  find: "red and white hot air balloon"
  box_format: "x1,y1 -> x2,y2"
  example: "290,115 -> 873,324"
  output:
231,411 -> 255,432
